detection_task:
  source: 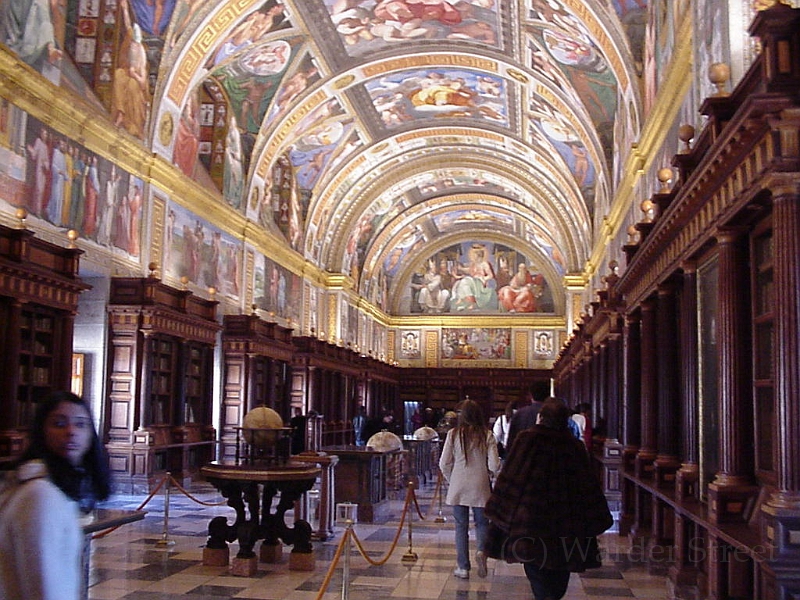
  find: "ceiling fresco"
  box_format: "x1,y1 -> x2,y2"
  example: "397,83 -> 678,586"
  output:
2,0 -> 647,317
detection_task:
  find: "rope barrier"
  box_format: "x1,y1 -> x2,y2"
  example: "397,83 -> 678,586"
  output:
91,474 -> 168,539
90,462 -> 445,600
410,484 -> 425,520
427,468 -> 443,517
429,469 -> 447,523
168,475 -> 228,506
313,482 -> 421,598
349,482 -> 413,566
91,471 -> 229,541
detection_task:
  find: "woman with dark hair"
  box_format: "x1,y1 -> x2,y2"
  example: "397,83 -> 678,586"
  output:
484,397 -> 612,600
0,391 -> 112,599
439,399 -> 501,579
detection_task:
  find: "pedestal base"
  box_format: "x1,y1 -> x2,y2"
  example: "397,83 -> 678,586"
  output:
260,541 -> 283,564
676,464 -> 699,502
202,546 -> 230,567
708,480 -> 759,524
635,450 -> 657,480
289,551 -> 315,571
230,556 -> 258,576
654,456 -> 680,489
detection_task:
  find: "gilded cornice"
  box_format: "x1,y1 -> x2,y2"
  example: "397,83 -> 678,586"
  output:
385,313 -> 566,329
0,48 -> 150,180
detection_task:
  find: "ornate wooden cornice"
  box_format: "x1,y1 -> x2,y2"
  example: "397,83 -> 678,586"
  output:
617,8 -> 800,309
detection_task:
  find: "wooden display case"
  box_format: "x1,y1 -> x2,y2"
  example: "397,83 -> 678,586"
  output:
105,277 -> 221,493
219,313 -> 294,461
0,224 -> 89,459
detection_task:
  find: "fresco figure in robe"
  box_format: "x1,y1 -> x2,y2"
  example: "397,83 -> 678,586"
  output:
498,263 -> 544,313
450,246 -> 498,311
0,0 -> 63,71
111,0 -> 150,138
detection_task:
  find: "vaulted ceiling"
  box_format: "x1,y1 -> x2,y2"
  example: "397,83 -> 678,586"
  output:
83,0 -> 647,315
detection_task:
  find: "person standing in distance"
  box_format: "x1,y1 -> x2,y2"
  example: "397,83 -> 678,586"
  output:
0,391 -> 112,600
439,399 -> 502,580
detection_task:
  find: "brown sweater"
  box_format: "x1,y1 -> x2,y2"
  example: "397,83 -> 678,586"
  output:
484,424 -> 613,571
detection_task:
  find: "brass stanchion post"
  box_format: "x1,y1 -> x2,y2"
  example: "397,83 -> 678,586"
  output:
341,521 -> 353,600
402,481 -> 419,562
155,473 -> 176,547
435,469 -> 446,523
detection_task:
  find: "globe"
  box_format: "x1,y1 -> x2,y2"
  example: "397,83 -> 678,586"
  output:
366,430 -> 403,452
242,406 -> 284,450
413,426 -> 439,441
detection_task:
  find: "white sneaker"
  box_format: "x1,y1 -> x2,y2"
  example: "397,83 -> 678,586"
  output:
476,551 -> 488,578
453,567 -> 469,579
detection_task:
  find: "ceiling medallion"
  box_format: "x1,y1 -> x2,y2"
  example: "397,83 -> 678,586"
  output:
158,112 -> 174,147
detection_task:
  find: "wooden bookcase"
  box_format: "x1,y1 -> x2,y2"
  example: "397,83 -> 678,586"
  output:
105,277 -> 221,493
219,313 -> 294,461
0,224 -> 89,460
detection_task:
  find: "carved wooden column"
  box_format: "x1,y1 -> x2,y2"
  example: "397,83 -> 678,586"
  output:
631,299 -> 657,547
655,280 -> 681,486
762,185 -> 800,574
623,312 -> 641,465
676,262 -> 700,500
708,229 -> 757,524
635,297 -> 658,478
581,352 -> 591,411
0,299 -> 24,455
597,342 -> 608,437
602,333 -> 624,520
606,333 -> 622,441
619,312 -> 641,537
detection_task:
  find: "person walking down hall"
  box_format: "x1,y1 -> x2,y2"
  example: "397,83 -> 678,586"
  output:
484,397 -> 613,600
492,400 -> 517,458
439,399 -> 501,580
505,388 -> 543,452
0,391 -> 112,600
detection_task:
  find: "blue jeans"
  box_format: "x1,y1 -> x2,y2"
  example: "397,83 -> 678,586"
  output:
452,505 -> 488,571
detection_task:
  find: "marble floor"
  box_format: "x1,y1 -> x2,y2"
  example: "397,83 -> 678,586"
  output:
87,478 -> 670,600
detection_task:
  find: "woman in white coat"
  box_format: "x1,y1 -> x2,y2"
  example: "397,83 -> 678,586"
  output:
439,399 -> 501,579
0,391 -> 111,600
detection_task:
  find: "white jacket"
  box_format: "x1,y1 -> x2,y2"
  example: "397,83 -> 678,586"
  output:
439,428 -> 501,507
0,460 -> 83,600
492,414 -> 512,447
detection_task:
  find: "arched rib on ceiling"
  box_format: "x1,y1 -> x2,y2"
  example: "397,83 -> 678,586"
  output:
316,142 -> 592,266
